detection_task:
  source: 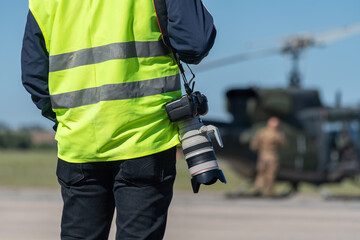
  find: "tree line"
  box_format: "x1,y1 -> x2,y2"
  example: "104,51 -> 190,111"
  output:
0,123 -> 56,150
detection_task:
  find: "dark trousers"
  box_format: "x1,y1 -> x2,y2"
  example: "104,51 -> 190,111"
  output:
56,148 -> 176,240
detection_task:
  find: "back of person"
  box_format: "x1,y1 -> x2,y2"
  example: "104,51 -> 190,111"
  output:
30,0 -> 181,163
23,0 -> 216,238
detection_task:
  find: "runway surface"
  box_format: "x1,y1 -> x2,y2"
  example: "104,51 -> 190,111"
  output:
0,188 -> 360,240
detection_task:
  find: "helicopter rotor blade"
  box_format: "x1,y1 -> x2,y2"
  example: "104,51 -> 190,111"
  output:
193,47 -> 280,73
193,22 -> 360,74
314,22 -> 360,46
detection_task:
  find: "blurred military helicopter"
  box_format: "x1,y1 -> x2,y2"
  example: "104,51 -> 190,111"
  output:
196,22 -> 360,198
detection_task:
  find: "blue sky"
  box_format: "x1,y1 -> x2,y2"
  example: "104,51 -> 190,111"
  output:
1,1 -> 360,129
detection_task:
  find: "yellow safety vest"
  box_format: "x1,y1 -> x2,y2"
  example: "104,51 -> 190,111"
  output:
29,0 -> 181,163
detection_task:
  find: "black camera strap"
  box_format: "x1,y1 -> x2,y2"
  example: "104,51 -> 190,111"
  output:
153,0 -> 195,95
174,51 -> 196,95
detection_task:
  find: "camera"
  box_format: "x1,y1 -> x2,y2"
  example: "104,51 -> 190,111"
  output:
166,92 -> 226,193
165,91 -> 209,122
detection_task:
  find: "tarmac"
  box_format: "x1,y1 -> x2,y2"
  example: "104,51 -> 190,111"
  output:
0,188 -> 360,240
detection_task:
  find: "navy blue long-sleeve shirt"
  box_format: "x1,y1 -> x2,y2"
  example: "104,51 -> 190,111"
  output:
21,0 -> 216,125
165,0 -> 216,64
21,11 -> 57,124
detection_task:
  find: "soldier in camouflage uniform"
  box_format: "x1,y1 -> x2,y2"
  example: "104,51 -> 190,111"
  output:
250,117 -> 286,197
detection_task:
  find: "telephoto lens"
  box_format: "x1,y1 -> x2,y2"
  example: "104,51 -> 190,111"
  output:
178,117 -> 226,193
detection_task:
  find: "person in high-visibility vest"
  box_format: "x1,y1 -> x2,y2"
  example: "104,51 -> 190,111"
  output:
21,0 -> 216,239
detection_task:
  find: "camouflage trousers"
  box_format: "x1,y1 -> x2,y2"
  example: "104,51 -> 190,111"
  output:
254,158 -> 278,197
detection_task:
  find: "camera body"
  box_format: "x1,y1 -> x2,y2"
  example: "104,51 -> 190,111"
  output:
165,91 -> 208,122
165,92 -> 226,193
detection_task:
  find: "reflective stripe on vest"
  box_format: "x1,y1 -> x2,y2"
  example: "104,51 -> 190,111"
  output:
51,74 -> 180,109
49,40 -> 170,72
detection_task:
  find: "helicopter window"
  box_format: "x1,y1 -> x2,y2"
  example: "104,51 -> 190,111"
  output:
324,120 -> 360,165
323,121 -> 360,144
348,121 -> 360,143
323,121 -> 342,133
